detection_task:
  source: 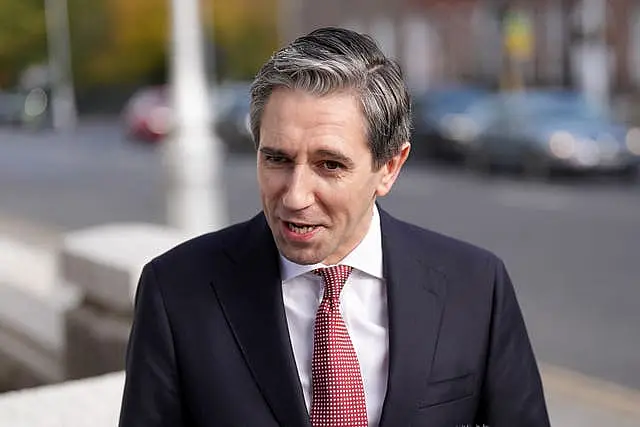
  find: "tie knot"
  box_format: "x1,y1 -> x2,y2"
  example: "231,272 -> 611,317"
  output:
314,265 -> 353,301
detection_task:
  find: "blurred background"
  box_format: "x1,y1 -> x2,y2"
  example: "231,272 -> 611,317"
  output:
0,0 -> 639,425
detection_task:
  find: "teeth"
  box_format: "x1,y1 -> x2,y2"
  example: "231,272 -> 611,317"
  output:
288,222 -> 316,234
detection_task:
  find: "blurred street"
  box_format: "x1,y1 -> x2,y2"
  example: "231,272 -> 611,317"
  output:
1,120 -> 639,394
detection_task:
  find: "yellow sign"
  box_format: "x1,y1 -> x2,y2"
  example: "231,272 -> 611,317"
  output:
504,11 -> 534,60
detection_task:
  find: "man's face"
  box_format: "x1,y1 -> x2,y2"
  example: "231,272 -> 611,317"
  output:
257,87 -> 409,265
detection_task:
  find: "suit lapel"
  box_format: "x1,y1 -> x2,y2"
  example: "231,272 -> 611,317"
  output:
210,214 -> 311,427
209,210 -> 446,427
378,209 -> 447,427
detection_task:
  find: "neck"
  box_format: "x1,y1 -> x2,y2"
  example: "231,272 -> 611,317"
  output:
322,204 -> 375,265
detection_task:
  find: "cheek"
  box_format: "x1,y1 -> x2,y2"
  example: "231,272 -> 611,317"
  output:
367,173 -> 387,197
258,168 -> 281,197
316,182 -> 361,216
351,173 -> 383,200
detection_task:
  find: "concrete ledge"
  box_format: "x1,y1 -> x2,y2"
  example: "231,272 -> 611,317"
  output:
0,221 -> 186,390
0,277 -> 80,357
0,371 -> 125,427
60,223 -> 187,380
60,223 -> 187,312
65,305 -> 131,380
0,237 -> 80,353
0,236 -> 81,385
0,327 -> 62,389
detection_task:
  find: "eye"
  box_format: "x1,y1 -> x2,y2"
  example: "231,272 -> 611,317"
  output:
264,154 -> 288,164
322,160 -> 343,171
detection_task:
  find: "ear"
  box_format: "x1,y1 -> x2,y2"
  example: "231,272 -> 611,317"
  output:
375,142 -> 411,197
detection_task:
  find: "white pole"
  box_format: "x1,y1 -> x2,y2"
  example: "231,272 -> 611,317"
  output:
165,0 -> 227,236
577,0 -> 610,106
44,0 -> 77,131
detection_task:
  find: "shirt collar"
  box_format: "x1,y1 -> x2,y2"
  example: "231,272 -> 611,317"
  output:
280,205 -> 384,281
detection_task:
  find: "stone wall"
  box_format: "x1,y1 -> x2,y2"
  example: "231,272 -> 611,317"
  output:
0,220 -> 186,390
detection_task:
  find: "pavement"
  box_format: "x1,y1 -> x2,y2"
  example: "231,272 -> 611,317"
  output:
0,372 -> 125,427
542,364 -> 640,426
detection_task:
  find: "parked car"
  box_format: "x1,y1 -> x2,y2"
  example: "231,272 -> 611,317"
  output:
463,90 -> 640,179
122,81 -> 252,149
122,86 -> 171,143
0,88 -> 50,129
0,91 -> 25,126
411,85 -> 491,159
214,82 -> 253,153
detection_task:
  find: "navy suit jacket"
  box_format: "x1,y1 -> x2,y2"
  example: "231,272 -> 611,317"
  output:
119,209 -> 550,426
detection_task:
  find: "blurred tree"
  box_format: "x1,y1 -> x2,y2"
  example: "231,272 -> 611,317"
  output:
68,0 -> 165,87
204,0 -> 278,80
0,0 -> 47,87
0,0 -> 277,99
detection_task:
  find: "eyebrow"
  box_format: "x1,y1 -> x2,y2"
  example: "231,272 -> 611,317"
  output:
315,149 -> 355,168
259,146 -> 291,158
259,146 -> 355,168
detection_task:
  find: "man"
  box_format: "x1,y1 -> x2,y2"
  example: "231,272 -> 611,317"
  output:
119,27 -> 550,427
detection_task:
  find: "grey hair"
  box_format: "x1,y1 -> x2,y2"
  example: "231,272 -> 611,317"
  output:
249,27 -> 411,169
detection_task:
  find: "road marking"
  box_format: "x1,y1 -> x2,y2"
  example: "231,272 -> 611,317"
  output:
394,178 -> 439,198
493,188 -> 573,211
541,363 -> 640,418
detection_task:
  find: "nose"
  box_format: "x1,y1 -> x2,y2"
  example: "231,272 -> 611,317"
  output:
281,165 -> 315,211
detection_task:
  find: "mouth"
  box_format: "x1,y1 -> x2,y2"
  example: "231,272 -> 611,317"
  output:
284,221 -> 320,235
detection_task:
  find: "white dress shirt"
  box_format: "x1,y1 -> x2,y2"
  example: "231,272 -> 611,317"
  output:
280,206 -> 389,427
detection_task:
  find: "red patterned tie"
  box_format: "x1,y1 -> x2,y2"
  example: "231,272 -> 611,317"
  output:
310,265 -> 368,427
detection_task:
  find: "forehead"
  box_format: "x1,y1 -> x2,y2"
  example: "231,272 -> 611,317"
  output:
259,87 -> 368,150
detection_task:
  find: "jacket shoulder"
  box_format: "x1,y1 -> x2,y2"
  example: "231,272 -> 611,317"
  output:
389,215 -> 501,269
386,215 -> 508,308
150,215 -> 261,273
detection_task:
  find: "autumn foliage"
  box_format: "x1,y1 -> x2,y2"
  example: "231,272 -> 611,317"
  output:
0,0 -> 278,89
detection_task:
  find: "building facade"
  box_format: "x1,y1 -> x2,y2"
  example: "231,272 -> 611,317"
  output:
287,0 -> 640,95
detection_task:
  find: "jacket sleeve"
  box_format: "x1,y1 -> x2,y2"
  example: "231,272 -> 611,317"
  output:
475,258 -> 551,427
119,261 -> 187,427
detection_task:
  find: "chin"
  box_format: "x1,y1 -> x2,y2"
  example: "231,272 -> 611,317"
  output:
282,251 -> 323,266
278,245 -> 326,266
